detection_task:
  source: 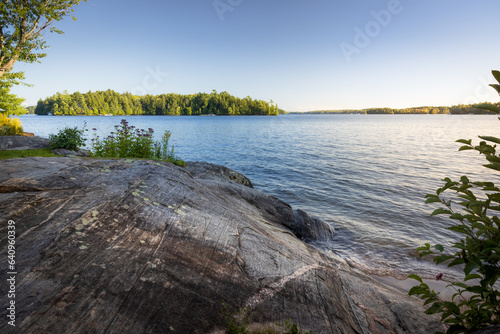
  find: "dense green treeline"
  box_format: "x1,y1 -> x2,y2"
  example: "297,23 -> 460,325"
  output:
294,104 -> 499,115
34,89 -> 283,116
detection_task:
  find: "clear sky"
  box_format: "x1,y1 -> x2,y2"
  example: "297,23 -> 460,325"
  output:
10,0 -> 500,111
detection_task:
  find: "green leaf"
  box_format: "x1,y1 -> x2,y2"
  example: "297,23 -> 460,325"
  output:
424,298 -> 436,306
408,274 -> 423,284
466,285 -> 485,294
489,84 -> 500,95
425,302 -> 443,315
452,282 -> 468,289
434,244 -> 444,252
464,274 -> 482,281
443,301 -> 461,315
449,213 -> 464,220
458,145 -> 474,151
479,136 -> 500,145
483,163 -> 500,172
448,257 -> 465,267
456,139 -> 472,145
492,70 -> 500,84
435,254 -> 453,265
452,242 -> 466,250
425,194 -> 442,204
485,155 -> 500,164
431,208 -> 452,216
417,243 -> 431,252
408,286 -> 426,296
474,103 -> 500,113
440,311 -> 452,321
447,225 -> 468,234
464,262 -> 480,276
418,250 -> 433,258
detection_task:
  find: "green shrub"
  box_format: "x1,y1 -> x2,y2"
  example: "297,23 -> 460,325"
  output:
90,119 -> 185,166
221,302 -> 312,334
409,70 -> 500,333
0,113 -> 23,135
49,123 -> 87,151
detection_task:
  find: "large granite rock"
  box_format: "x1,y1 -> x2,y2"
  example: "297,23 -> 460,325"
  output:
0,158 -> 446,333
0,135 -> 50,150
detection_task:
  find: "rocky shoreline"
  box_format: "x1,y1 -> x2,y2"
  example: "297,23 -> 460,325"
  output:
0,136 -> 446,333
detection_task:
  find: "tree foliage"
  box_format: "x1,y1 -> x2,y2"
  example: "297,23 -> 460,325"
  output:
34,89 -> 281,116
0,0 -> 85,77
409,70 -> 500,333
0,71 -> 25,114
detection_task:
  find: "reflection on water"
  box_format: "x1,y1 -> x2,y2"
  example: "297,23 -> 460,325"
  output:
18,113 -> 499,280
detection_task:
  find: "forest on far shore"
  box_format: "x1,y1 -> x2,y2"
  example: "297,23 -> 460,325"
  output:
33,89 -> 284,116
290,104 -> 499,115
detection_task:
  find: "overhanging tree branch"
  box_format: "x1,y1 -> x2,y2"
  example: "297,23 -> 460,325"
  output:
0,0 -> 85,77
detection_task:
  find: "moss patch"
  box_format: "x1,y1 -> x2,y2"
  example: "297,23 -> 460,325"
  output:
0,148 -> 58,159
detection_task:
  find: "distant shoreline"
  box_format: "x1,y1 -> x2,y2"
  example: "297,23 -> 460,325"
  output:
288,103 -> 498,115
288,112 -> 496,115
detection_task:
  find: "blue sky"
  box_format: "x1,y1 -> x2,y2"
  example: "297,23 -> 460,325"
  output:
10,0 -> 500,111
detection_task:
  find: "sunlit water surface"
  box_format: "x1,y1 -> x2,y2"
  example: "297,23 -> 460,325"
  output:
17,114 -> 500,280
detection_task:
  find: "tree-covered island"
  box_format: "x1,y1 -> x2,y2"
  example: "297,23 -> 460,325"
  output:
34,89 -> 284,116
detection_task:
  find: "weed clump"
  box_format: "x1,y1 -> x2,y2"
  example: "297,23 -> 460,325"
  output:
91,119 -> 185,166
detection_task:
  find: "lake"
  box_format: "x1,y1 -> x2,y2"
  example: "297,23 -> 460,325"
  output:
16,113 -> 500,281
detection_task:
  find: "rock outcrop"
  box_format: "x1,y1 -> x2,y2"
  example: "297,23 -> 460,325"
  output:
290,209 -> 335,242
0,135 -> 50,150
0,157 -> 445,333
186,161 -> 254,188
52,148 -> 92,157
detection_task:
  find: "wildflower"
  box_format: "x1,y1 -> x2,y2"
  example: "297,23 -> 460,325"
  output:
436,273 -> 443,281
92,128 -> 97,131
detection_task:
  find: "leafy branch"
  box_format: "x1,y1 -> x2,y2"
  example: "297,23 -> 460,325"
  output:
409,70 -> 500,334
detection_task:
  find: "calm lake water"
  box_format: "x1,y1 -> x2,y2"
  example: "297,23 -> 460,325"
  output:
17,114 -> 500,280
